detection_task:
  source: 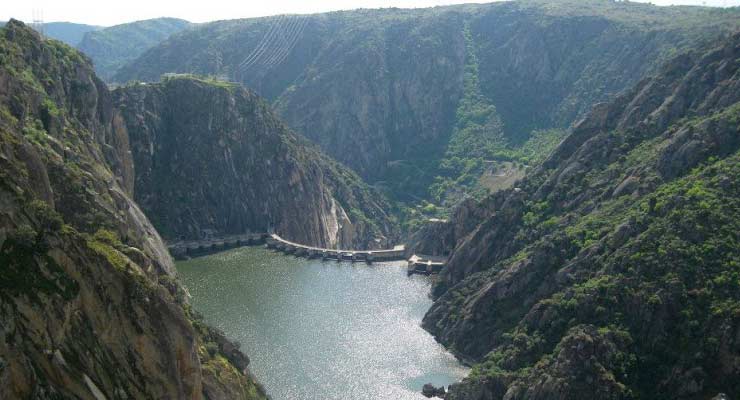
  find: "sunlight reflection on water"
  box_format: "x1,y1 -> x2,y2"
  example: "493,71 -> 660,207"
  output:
177,246 -> 468,400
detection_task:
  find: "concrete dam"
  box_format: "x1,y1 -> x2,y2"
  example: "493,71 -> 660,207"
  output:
168,233 -> 445,274
265,234 -> 406,262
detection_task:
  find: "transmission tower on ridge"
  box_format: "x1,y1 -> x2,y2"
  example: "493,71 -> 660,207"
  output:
32,8 -> 44,38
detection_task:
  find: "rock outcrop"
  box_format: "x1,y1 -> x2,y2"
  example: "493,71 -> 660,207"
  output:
421,31 -> 740,399
0,20 -> 266,399
422,383 -> 447,398
113,75 -> 396,248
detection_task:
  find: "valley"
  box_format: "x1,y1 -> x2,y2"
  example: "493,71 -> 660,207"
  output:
1,1 -> 739,399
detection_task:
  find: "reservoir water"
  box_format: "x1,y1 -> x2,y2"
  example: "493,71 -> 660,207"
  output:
177,246 -> 468,400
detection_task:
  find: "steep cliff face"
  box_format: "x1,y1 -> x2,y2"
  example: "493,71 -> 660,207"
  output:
113,75 -> 396,248
418,32 -> 740,400
113,1 -> 739,203
272,9 -> 466,188
0,21 -> 266,399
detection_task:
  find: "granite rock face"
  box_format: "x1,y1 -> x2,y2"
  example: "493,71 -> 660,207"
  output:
0,20 -> 266,399
113,76 -> 397,248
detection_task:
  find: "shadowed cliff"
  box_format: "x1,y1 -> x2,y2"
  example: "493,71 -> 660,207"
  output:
113,75 -> 397,249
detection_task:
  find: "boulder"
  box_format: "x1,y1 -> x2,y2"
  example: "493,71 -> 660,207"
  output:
422,383 -> 447,398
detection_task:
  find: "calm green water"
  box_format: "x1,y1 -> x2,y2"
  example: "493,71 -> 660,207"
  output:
177,246 -> 468,400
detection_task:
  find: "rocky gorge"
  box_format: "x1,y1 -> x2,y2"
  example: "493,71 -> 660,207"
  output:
1,0 -> 740,399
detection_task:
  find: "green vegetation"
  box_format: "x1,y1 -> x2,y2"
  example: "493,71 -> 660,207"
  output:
0,232 -> 80,303
421,24 -> 566,221
41,98 -> 60,117
0,201 -> 78,303
21,118 -> 49,145
427,24 -> 505,206
460,150 -> 740,398
86,229 -> 130,271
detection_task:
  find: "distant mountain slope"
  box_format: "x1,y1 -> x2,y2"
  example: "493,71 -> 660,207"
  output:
40,22 -> 102,46
77,17 -> 191,80
418,31 -> 740,400
0,20 -> 101,46
0,20 -> 266,399
114,1 -> 740,206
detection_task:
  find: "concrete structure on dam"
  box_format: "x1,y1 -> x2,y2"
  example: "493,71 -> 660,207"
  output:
406,254 -> 446,275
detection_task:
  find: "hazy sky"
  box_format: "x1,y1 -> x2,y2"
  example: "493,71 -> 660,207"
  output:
4,0 -> 740,26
